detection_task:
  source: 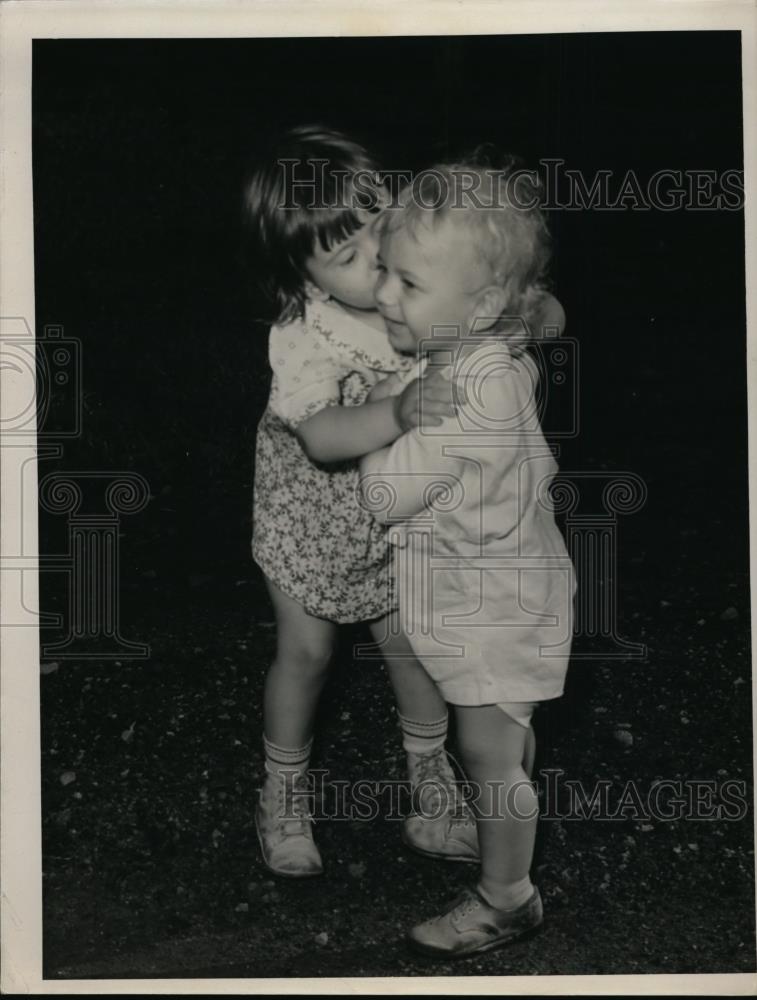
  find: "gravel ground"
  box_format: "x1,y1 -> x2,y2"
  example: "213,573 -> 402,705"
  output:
40,541 -> 754,981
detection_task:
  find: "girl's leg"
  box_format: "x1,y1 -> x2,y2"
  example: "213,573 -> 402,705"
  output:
455,703 -> 538,909
367,613 -> 447,724
367,614 -> 478,862
256,575 -> 338,878
263,575 -> 337,749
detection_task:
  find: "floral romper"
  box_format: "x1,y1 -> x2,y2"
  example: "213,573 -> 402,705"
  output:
252,299 -> 415,623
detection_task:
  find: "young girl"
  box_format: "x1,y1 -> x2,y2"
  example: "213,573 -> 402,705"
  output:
243,127 -> 479,878
360,161 -> 575,955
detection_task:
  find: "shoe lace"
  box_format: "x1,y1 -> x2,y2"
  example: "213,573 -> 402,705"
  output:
413,749 -> 473,823
450,810 -> 477,830
450,891 -> 482,925
273,773 -> 313,838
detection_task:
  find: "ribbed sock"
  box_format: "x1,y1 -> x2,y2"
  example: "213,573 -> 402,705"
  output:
398,711 -> 448,756
263,734 -> 313,778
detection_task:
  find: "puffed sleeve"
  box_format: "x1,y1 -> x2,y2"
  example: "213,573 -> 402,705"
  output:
267,319 -> 343,428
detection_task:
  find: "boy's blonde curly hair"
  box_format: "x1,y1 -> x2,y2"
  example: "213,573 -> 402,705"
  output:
387,155 -> 553,352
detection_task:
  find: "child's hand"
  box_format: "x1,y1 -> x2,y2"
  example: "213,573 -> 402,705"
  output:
367,375 -> 399,403
394,368 -> 459,431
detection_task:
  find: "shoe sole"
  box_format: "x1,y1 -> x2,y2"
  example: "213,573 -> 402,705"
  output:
400,827 -> 480,865
408,920 -> 542,959
254,809 -> 324,879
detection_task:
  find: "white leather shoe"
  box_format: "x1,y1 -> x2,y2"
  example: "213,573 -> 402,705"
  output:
255,770 -> 323,878
409,886 -> 543,957
402,748 -> 480,863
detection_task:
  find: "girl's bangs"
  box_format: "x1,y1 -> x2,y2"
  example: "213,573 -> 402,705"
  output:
315,208 -> 364,252
314,174 -> 383,251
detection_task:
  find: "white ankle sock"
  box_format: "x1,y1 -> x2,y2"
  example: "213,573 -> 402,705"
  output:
478,875 -> 534,911
263,734 -> 312,778
398,711 -> 448,756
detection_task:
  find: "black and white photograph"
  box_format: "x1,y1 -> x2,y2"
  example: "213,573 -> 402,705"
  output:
1,0 -> 755,992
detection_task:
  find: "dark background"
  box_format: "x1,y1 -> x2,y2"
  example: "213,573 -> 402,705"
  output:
33,33 -> 753,978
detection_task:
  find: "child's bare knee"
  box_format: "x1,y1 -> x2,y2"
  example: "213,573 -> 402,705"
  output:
278,637 -> 333,677
460,738 -> 523,782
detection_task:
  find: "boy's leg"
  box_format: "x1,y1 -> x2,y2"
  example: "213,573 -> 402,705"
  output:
407,702 -> 543,957
523,722 -> 536,779
456,703 -> 538,908
367,614 -> 478,862
256,575 -> 338,878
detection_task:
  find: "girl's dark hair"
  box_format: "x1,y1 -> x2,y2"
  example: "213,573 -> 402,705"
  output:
242,125 -> 382,325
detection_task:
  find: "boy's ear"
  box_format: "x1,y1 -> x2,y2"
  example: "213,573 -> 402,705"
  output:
534,292 -> 566,336
304,279 -> 330,302
470,285 -> 508,332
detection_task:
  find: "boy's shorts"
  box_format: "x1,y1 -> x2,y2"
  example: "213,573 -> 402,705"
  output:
496,701 -> 537,728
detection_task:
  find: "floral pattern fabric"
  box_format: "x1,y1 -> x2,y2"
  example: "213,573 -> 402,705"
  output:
252,300 -> 414,623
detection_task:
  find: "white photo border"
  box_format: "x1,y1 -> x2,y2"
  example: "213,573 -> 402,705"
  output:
1,0 -> 755,994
